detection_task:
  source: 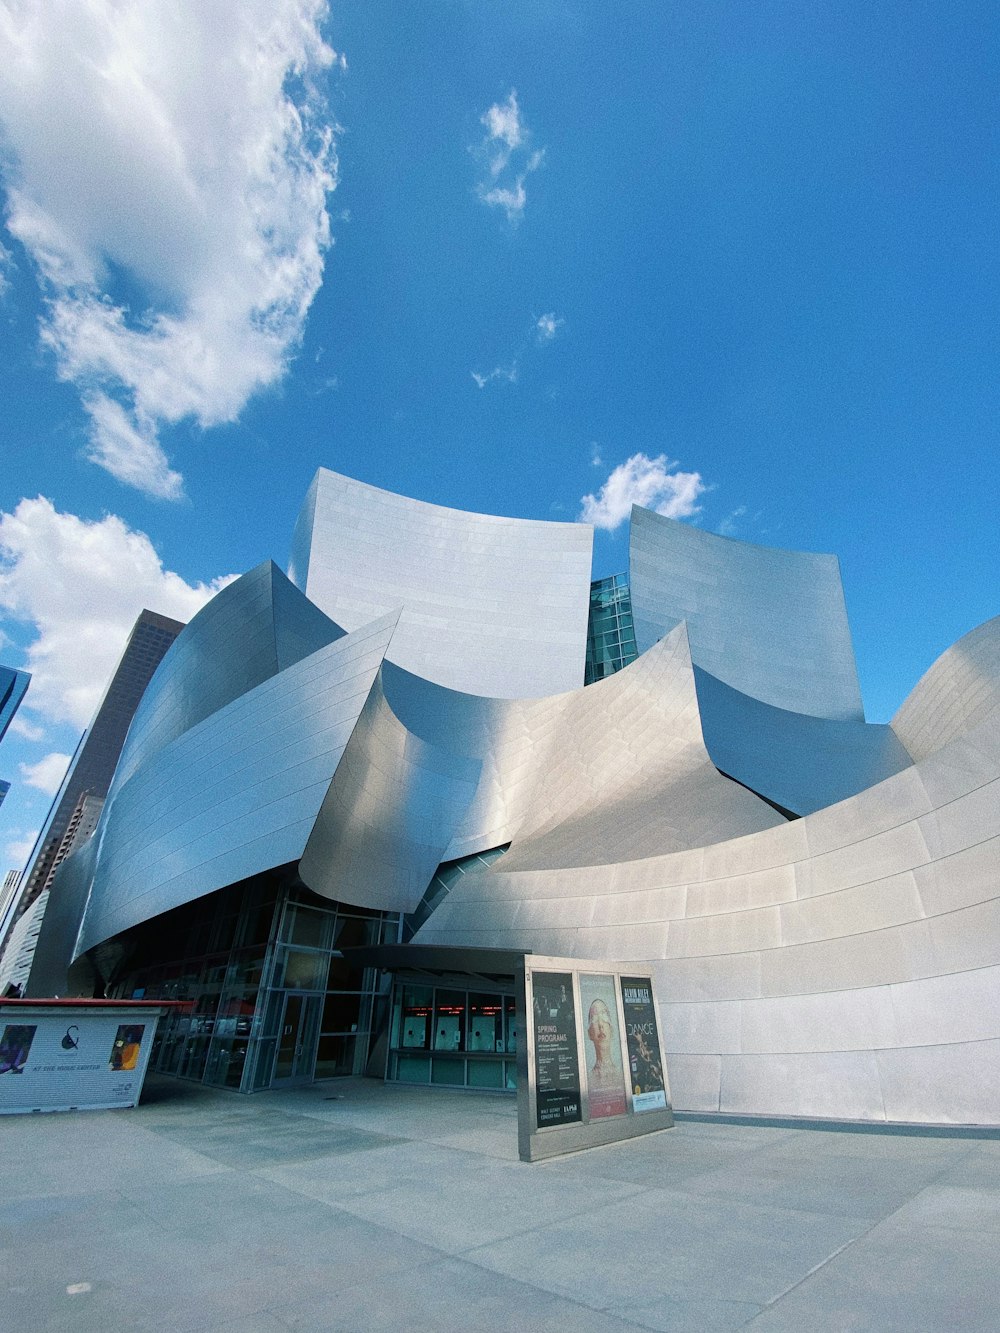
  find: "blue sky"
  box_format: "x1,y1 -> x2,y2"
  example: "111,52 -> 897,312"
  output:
0,0 -> 998,875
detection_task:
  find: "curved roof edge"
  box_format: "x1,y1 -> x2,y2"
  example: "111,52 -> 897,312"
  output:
629,504 -> 864,721
287,466 -> 594,700
892,614 -> 1000,762
695,666 -> 913,816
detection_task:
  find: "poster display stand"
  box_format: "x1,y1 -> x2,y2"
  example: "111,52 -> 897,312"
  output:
0,999 -> 172,1114
517,955 -> 673,1162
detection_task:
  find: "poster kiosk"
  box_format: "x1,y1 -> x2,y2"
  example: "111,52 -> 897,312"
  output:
517,954 -> 673,1162
0,998 -> 173,1114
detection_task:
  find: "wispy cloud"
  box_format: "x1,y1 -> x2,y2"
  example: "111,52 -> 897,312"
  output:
475,91 -> 544,224
19,752 -> 71,797
589,443 -> 604,468
471,310 -> 563,390
0,497 -> 235,730
4,830 -> 39,870
535,313 -> 563,343
580,453 -> 707,531
0,1 -> 341,499
717,506 -> 748,537
7,714 -> 44,743
471,363 -> 518,390
0,238 -> 13,297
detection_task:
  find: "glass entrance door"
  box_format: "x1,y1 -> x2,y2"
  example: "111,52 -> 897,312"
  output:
272,992 -> 320,1084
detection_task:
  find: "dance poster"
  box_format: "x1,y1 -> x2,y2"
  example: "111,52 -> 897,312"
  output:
620,976 -> 668,1112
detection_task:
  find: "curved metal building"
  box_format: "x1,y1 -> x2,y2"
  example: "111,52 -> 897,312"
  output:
630,505 -> 864,720
27,469 -> 1000,1124
289,467 -> 594,699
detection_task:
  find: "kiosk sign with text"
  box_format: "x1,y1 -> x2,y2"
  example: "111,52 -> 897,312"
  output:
518,956 -> 673,1161
531,971 -> 581,1128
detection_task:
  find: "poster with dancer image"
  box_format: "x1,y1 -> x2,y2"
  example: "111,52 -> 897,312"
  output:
0,1024 -> 36,1075
531,972 -> 581,1128
620,976 -> 668,1112
109,1024 -> 145,1072
580,973 -> 627,1118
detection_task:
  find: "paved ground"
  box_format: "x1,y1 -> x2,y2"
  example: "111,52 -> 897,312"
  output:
3,1076 -> 1000,1331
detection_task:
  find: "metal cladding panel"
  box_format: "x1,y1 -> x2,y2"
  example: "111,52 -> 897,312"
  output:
892,614 -> 1000,761
379,663 -> 533,857
694,666 -> 913,816
381,625 -> 782,868
298,677 -> 481,915
112,561 -> 345,791
289,467 -> 594,699
629,505 -> 864,720
74,613 -> 399,957
415,657 -> 1000,1124
494,623 -> 784,869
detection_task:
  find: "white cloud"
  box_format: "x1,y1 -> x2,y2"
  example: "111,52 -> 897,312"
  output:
717,506 -> 748,538
81,393 -> 183,501
475,91 -> 544,223
4,831 -> 38,870
536,313 -> 563,343
580,453 -> 707,532
7,714 -> 44,742
0,237 -> 12,296
472,310 -> 561,389
0,1 -> 341,498
589,443 -> 604,468
482,93 -> 524,172
471,363 -> 518,390
19,752 -> 71,796
0,496 -> 235,729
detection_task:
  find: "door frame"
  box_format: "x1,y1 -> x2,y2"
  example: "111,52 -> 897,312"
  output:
270,990 -> 321,1086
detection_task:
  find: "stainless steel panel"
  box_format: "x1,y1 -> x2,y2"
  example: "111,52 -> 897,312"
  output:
289,467 -> 593,699
629,505 -> 864,719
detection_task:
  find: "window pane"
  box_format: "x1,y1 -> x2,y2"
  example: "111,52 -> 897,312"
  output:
322,992 -> 361,1033
432,990 -> 466,1051
396,1053 -> 430,1083
397,986 -> 432,1048
280,949 -> 326,990
468,1059 -> 503,1088
431,1056 -> 465,1085
468,994 -> 503,1052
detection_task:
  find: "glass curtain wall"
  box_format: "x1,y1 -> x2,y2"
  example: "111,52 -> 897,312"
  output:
247,890 -> 397,1090
388,980 -> 518,1090
110,871 -> 399,1092
584,573 -> 638,684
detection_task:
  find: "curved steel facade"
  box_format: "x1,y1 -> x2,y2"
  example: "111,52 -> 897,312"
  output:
28,470 -> 1000,1126
416,690 -> 1000,1124
694,667 -> 913,816
630,505 -> 864,720
289,467 -> 594,699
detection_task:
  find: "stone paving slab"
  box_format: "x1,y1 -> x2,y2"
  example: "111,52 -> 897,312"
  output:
2,1074 -> 999,1331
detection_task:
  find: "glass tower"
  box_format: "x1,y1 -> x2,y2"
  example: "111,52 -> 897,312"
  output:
584,574 -> 638,684
11,610 -> 183,926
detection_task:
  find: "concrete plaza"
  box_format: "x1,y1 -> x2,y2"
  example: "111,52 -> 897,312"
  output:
3,1076 -> 1000,1331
